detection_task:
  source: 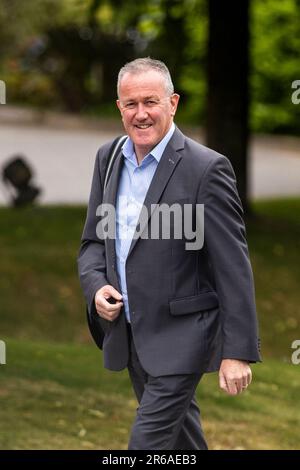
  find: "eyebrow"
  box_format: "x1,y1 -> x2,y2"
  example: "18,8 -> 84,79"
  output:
123,95 -> 160,102
144,95 -> 160,100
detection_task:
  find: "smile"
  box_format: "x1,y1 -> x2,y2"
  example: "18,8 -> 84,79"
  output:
135,124 -> 152,129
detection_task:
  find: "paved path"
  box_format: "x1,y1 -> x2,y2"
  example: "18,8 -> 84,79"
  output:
0,122 -> 299,205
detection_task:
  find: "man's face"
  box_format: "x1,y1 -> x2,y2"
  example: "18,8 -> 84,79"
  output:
116,70 -> 179,159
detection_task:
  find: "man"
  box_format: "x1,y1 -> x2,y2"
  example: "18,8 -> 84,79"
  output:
78,58 -> 260,450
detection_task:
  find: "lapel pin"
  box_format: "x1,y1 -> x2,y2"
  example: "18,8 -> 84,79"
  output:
168,158 -> 175,164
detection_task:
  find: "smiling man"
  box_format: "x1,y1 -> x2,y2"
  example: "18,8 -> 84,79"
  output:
116,67 -> 179,164
78,58 -> 261,450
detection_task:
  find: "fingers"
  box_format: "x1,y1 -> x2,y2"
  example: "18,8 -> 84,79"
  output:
96,301 -> 123,321
98,307 -> 122,322
247,368 -> 252,386
95,285 -> 123,322
219,359 -> 252,396
219,372 -> 239,395
104,285 -> 123,302
219,372 -> 237,395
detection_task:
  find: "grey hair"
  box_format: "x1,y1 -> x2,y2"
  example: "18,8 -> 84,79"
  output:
117,57 -> 174,98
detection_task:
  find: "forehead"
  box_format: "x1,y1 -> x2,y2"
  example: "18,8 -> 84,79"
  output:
119,70 -> 167,99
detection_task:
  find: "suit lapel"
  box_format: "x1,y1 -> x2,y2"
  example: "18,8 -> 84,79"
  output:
127,127 -> 185,258
103,127 -> 186,263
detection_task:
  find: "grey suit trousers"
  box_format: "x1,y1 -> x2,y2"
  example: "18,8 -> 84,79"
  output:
126,323 -> 208,450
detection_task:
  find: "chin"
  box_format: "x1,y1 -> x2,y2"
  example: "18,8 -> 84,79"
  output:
134,135 -> 155,147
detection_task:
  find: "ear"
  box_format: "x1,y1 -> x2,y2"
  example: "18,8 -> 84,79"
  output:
170,93 -> 180,116
116,99 -> 123,116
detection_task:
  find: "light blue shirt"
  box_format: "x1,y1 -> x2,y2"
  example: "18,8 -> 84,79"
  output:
115,123 -> 175,323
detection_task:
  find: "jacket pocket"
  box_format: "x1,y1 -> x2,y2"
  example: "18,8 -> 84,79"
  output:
169,291 -> 219,316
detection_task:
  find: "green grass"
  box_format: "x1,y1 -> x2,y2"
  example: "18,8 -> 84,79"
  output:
0,338 -> 299,450
0,206 -> 87,342
0,338 -> 134,450
247,198 -> 300,358
0,198 -> 300,449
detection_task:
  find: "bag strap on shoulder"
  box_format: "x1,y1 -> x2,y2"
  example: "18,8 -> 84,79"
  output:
103,135 -> 127,193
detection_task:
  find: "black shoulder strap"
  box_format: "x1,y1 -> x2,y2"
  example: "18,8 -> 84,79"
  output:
103,135 -> 127,193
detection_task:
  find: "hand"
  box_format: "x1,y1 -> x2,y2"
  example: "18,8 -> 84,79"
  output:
95,285 -> 123,322
219,359 -> 252,395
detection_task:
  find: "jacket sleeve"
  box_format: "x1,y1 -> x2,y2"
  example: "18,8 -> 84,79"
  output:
198,155 -> 261,362
77,145 -> 111,345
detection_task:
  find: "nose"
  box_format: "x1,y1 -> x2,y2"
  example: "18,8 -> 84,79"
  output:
135,102 -> 148,120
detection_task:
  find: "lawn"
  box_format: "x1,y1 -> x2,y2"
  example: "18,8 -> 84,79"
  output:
0,339 -> 299,450
0,198 -> 300,449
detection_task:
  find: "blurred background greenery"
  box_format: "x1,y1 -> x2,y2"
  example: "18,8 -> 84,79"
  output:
0,0 -> 300,451
1,0 -> 300,133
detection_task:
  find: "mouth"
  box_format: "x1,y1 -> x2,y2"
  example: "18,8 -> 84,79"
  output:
134,124 -> 152,129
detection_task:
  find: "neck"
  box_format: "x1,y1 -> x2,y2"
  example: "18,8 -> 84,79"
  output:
134,146 -> 151,165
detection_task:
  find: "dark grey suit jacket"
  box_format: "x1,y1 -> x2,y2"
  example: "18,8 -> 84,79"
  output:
78,127 -> 261,376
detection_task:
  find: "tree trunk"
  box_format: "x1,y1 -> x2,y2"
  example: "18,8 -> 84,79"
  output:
206,0 -> 250,212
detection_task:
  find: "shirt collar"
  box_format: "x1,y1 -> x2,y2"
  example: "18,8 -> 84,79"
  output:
122,122 -> 175,164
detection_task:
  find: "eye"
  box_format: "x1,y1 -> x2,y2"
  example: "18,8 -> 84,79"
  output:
124,102 -> 135,109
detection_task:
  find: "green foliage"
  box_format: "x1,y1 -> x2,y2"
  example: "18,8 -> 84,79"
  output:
251,0 -> 300,134
0,0 -> 299,132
